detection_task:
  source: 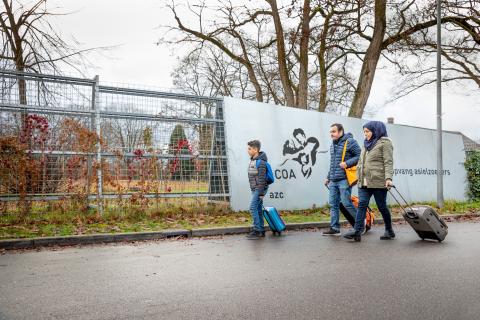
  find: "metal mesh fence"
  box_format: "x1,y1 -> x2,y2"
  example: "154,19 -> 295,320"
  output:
0,70 -> 229,213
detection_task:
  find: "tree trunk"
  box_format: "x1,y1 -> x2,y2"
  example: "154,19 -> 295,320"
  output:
4,0 -> 28,129
297,0 -> 311,109
318,15 -> 331,112
348,0 -> 387,118
267,0 -> 296,107
16,66 -> 28,132
246,63 -> 264,102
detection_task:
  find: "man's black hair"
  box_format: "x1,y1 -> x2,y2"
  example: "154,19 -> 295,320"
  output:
330,123 -> 344,134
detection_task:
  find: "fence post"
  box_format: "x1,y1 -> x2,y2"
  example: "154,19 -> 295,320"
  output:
86,81 -> 94,209
92,75 -> 103,215
207,99 -> 229,202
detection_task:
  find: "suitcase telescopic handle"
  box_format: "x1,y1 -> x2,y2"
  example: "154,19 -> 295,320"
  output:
388,186 -> 417,219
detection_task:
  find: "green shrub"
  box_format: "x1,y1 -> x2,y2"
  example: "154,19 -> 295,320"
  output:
465,150 -> 480,200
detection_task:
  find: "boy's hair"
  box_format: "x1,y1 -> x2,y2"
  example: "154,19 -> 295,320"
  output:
330,123 -> 344,133
247,140 -> 261,150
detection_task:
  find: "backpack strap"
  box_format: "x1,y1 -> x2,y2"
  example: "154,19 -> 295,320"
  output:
256,159 -> 265,168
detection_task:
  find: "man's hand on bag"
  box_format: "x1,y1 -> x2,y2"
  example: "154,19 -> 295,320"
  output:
339,162 -> 347,169
324,179 -> 330,186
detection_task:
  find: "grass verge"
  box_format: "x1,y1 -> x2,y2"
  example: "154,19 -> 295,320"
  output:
1,200 -> 479,240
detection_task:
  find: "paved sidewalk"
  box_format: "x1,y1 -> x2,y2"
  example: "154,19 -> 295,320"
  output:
1,221 -> 479,320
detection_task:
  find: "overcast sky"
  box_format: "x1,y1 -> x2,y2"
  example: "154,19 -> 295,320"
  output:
52,0 -> 479,140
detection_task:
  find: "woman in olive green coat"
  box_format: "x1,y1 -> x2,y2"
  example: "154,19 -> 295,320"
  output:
344,121 -> 395,242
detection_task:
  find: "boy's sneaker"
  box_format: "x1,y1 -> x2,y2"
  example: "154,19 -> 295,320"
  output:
322,228 -> 341,236
246,231 -> 262,240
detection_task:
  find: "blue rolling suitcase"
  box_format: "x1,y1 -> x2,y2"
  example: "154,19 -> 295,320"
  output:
263,206 -> 286,236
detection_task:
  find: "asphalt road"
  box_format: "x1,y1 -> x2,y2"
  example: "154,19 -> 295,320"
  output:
1,221 -> 480,320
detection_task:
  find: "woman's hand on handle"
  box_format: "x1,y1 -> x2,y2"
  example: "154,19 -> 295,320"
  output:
386,179 -> 394,189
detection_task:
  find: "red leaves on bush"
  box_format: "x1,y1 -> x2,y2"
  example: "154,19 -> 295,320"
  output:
133,149 -> 144,158
170,158 -> 179,174
176,139 -> 192,154
169,139 -> 193,175
20,114 -> 49,145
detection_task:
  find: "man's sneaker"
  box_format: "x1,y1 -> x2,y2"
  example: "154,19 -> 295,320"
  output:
322,228 -> 341,236
246,231 -> 262,240
260,231 -> 266,237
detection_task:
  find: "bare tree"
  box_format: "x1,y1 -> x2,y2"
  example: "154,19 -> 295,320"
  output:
163,0 -> 267,102
163,0 -> 479,118
308,0 -> 362,111
164,0 -> 322,109
171,46 -> 255,99
0,0 -> 97,129
347,0 -> 480,117
384,0 -> 480,102
163,0 -> 366,112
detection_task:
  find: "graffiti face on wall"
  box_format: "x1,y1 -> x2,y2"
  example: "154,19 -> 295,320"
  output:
281,128 -> 321,179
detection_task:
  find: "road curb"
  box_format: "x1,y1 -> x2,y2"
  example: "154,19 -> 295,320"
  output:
191,226 -> 251,237
0,229 -> 192,250
286,222 -> 331,230
1,213 -> 477,250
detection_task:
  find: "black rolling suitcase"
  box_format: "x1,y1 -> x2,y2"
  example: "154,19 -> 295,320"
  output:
389,186 -> 448,242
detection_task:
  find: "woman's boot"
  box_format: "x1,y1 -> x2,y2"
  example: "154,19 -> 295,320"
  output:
343,229 -> 361,242
380,228 -> 396,240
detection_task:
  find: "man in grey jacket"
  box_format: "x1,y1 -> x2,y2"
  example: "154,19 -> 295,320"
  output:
246,140 -> 268,240
323,123 -> 361,236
